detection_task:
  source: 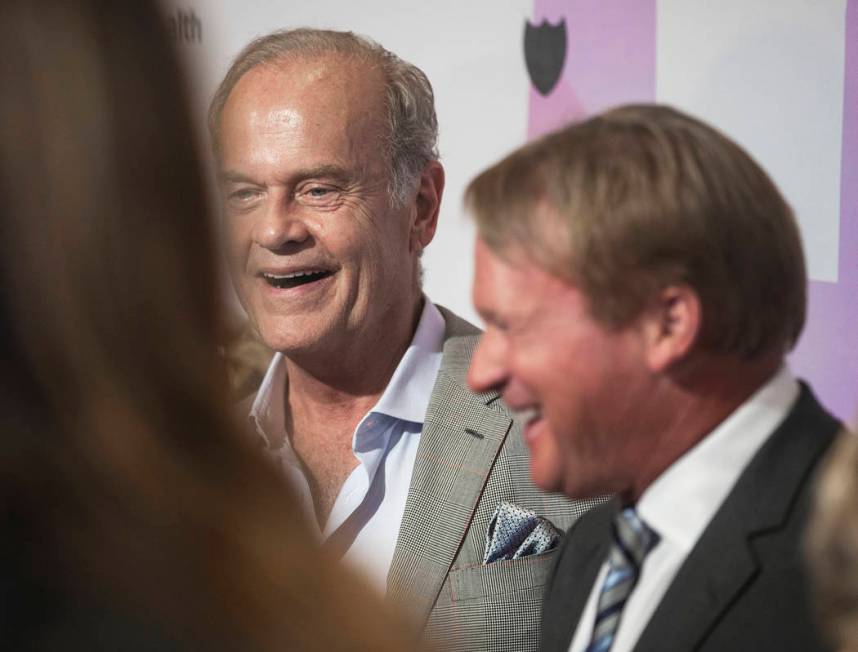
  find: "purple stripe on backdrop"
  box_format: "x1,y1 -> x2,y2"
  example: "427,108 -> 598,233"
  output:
790,0 -> 858,424
528,0 -> 656,139
529,0 -> 856,422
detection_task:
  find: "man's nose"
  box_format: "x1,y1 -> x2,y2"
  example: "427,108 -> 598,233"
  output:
467,329 -> 508,395
252,200 -> 311,250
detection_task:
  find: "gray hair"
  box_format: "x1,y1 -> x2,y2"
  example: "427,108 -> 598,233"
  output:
208,28 -> 439,206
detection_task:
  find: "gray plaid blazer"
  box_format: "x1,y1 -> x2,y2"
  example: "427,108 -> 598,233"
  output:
387,306 -> 603,651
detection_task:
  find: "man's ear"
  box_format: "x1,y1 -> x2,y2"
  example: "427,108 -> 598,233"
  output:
409,160 -> 444,252
639,285 -> 702,372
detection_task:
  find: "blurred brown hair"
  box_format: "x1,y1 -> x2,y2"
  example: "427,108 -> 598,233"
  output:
807,429 -> 858,651
0,1 -> 412,649
465,104 -> 806,360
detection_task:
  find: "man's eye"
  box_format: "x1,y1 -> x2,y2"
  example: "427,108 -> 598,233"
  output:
228,188 -> 259,203
299,185 -> 341,206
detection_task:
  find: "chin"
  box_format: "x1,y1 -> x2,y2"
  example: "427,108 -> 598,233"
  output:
248,326 -> 298,355
261,333 -> 321,357
253,312 -> 331,353
560,472 -> 614,502
529,459 -> 565,494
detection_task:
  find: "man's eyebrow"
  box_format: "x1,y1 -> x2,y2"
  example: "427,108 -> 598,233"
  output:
220,170 -> 256,184
219,166 -> 352,185
294,164 -> 352,182
479,304 -> 515,330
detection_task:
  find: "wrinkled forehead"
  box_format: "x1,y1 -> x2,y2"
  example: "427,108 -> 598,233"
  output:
220,54 -> 390,161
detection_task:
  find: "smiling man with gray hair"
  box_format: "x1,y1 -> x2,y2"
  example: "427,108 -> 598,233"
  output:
210,28 -> 597,651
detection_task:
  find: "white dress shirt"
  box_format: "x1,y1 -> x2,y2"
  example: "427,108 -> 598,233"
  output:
568,366 -> 800,652
248,300 -> 445,593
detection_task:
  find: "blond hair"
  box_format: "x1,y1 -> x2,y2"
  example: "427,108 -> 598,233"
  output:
466,104 -> 806,359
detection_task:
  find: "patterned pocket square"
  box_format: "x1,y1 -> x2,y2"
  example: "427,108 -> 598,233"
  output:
483,500 -> 562,565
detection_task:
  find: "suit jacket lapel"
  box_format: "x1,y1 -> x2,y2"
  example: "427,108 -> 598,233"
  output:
633,384 -> 839,652
633,508 -> 758,652
387,306 -> 510,626
544,499 -> 618,652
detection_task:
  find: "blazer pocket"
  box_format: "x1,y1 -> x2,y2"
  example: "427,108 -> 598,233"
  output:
449,548 -> 559,602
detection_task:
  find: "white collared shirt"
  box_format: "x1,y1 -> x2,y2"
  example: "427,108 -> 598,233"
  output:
248,300 -> 445,593
568,366 -> 800,652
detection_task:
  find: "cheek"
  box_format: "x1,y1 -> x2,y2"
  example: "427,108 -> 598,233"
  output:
515,347 -> 572,405
327,208 -> 382,259
522,354 -> 590,442
525,420 -> 566,493
372,205 -> 412,255
225,219 -> 251,260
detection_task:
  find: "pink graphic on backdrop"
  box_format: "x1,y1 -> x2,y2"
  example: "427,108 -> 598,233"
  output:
790,0 -> 858,423
528,1 -> 855,421
528,0 -> 656,139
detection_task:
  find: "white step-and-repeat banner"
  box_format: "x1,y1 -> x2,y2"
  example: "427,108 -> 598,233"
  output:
165,0 -> 857,423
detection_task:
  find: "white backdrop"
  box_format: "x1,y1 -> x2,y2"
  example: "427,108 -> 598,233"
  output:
163,1 -> 856,421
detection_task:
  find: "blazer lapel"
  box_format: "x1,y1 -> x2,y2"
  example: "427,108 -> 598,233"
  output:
633,508 -> 758,652
633,384 -> 839,652
543,499 -> 618,652
387,373 -> 510,624
387,306 -> 511,627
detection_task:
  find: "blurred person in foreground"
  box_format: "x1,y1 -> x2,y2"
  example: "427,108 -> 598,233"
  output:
209,28 -> 600,651
808,428 -> 858,652
465,104 -> 842,652
0,1 -> 414,650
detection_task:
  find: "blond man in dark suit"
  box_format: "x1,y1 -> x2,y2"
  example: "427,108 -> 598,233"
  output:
466,105 -> 841,652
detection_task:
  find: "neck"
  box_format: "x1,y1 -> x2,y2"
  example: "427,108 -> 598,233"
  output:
284,294 -> 424,422
623,352 -> 783,504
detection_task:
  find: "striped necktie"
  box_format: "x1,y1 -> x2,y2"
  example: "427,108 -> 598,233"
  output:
585,506 -> 659,652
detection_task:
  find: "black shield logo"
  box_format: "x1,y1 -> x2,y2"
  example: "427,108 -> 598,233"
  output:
524,18 -> 567,96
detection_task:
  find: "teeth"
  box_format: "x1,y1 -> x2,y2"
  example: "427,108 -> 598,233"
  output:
262,269 -> 332,290
263,270 -> 324,280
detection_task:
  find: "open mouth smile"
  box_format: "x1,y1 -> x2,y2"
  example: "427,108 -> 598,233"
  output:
515,407 -> 542,426
513,407 -> 546,445
261,270 -> 334,290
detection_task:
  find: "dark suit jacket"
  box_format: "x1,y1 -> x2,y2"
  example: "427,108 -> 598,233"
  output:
540,383 -> 840,652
